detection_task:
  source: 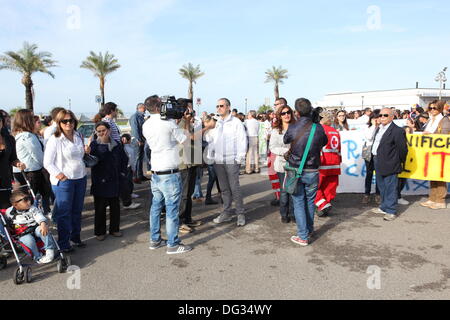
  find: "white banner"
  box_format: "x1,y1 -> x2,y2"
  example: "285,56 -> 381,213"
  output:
347,119 -> 407,131
336,130 -> 439,195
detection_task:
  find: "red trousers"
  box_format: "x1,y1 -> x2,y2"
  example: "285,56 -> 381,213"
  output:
268,152 -> 280,200
315,174 -> 339,210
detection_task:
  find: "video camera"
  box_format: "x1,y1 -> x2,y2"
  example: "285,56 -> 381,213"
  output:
160,96 -> 193,120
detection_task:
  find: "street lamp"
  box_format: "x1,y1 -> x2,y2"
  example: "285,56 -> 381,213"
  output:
435,67 -> 447,100
361,96 -> 364,109
245,98 -> 248,114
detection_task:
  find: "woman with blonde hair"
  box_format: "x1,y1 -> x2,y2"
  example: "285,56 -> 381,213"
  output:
12,109 -> 52,214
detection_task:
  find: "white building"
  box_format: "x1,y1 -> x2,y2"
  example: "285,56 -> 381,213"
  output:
317,88 -> 450,111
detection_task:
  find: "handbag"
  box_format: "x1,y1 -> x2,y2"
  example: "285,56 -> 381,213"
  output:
83,154 -> 99,168
362,127 -> 379,162
361,142 -> 372,162
283,123 -> 317,195
78,131 -> 99,168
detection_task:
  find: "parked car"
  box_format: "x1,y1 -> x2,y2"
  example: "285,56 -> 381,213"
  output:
77,122 -> 95,145
78,122 -> 131,145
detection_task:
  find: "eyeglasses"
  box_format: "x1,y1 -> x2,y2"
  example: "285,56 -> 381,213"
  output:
429,107 -> 439,111
380,114 -> 390,118
61,119 -> 74,125
14,196 -> 31,204
280,111 -> 292,116
216,105 -> 227,109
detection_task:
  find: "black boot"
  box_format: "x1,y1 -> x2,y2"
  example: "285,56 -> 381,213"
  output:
205,198 -> 218,205
271,199 -> 280,206
281,216 -> 290,224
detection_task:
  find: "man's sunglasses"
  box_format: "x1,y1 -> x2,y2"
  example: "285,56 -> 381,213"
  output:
61,119 -> 74,125
380,114 -> 391,118
216,105 -> 227,109
14,196 -> 31,204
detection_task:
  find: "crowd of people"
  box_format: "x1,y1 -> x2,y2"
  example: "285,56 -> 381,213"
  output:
0,97 -> 449,261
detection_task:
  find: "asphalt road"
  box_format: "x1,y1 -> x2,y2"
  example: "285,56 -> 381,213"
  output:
1,170 -> 449,300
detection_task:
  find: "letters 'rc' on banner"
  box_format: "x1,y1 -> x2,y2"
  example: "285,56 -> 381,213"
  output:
399,134 -> 450,183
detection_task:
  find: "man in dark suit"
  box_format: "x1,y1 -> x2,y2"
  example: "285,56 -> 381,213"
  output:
371,108 -> 408,221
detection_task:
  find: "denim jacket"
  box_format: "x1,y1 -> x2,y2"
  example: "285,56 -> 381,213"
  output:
13,132 -> 44,173
129,111 -> 145,143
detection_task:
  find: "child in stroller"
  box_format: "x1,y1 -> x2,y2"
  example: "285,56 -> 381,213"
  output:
3,190 -> 56,264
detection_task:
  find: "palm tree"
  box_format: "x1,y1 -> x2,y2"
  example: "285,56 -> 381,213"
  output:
8,107 -> 23,118
0,42 -> 57,111
80,51 -> 121,108
179,63 -> 205,101
265,66 -> 289,100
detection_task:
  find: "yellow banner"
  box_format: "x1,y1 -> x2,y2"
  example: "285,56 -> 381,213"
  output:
399,134 -> 450,182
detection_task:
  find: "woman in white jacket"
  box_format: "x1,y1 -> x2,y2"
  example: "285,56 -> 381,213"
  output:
12,110 -> 52,214
269,106 -> 296,223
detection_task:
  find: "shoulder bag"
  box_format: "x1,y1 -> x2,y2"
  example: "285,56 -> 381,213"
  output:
283,123 -> 317,195
362,127 -> 379,162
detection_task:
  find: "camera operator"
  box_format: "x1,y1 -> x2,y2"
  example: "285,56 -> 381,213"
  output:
176,101 -> 204,234
142,95 -> 192,255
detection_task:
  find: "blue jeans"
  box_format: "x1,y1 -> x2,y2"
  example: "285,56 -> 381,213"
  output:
292,171 -> 319,241
19,226 -> 57,261
150,173 -> 182,248
52,177 -> 87,250
192,167 -> 204,199
374,158 -> 398,215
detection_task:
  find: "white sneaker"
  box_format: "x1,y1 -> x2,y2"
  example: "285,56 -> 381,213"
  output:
131,193 -> 140,199
123,203 -> 141,210
371,208 -> 388,215
398,198 -> 409,205
38,249 -> 55,264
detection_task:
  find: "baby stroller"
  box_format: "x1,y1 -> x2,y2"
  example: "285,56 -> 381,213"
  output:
0,172 -> 71,285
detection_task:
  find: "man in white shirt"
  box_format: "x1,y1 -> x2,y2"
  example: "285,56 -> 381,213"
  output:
206,98 -> 248,226
142,95 -> 192,255
244,110 -> 260,174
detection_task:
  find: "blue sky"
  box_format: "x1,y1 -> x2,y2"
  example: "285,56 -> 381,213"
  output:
0,0 -> 449,115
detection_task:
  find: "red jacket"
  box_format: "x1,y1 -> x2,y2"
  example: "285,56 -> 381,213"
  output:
319,125 -> 341,176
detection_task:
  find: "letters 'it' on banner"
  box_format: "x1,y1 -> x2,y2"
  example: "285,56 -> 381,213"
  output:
399,134 -> 450,183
